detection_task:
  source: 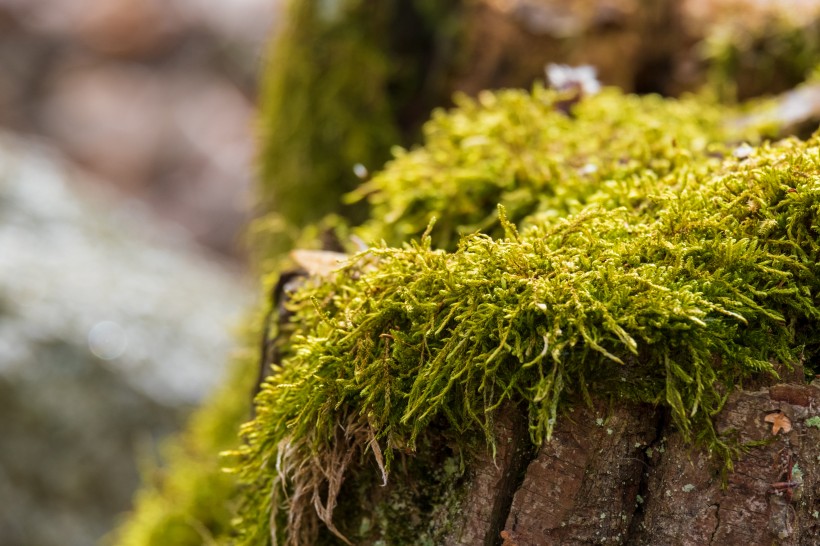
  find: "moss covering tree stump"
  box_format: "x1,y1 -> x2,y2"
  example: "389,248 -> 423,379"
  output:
115,68 -> 820,546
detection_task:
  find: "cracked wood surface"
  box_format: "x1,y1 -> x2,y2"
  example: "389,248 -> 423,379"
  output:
446,404 -> 535,545
630,384 -> 820,545
501,400 -> 659,545
446,384 -> 820,545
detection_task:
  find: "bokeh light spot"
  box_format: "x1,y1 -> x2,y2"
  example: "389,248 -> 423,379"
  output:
88,320 -> 128,360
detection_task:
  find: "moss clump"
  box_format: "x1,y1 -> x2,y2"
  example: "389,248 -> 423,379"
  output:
230,87 -> 820,545
111,329 -> 260,546
255,0 -> 462,257
806,415 -> 820,429
350,85 -> 767,250
704,16 -> 820,102
114,82 -> 819,545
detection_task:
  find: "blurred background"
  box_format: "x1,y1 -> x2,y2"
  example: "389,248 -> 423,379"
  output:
0,0 -> 278,256
2,1 -> 820,545
0,1 -> 276,545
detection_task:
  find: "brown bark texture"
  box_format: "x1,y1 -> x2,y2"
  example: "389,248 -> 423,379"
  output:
445,383 -> 820,546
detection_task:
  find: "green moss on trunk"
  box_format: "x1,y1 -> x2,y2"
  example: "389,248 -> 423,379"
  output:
255,0 -> 463,257
112,327 -> 261,546
233,88 -> 819,545
115,81 -> 820,545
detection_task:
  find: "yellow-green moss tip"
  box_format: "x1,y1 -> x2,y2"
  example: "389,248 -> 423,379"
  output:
350,85 -> 764,250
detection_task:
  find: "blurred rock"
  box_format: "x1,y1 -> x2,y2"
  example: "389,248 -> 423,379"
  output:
74,0 -> 183,58
0,0 -> 275,53
0,0 -> 278,257
457,0 -> 820,97
682,0 -> 820,32
175,0 -> 278,48
0,131 -> 253,546
38,64 -> 167,191
38,63 -> 256,254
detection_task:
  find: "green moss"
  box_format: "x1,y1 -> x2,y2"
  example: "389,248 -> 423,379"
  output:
255,0 -> 462,257
704,17 -> 820,102
111,326 -> 260,546
115,79 -> 820,544
350,85 -> 767,250
252,0 -> 820,261
806,416 -> 820,429
229,88 -> 820,545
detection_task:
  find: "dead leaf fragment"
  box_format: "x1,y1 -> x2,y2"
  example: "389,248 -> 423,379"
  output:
500,530 -> 519,546
765,412 -> 792,435
290,249 -> 348,278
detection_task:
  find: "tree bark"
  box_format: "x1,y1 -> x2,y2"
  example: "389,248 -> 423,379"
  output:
436,382 -> 820,545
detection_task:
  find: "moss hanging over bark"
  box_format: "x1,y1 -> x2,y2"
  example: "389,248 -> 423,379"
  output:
229,87 -> 820,545
112,73 -> 820,544
114,79 -> 820,544
108,1 -> 820,542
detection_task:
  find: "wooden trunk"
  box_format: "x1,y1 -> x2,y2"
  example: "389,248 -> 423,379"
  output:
434,383 -> 820,545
